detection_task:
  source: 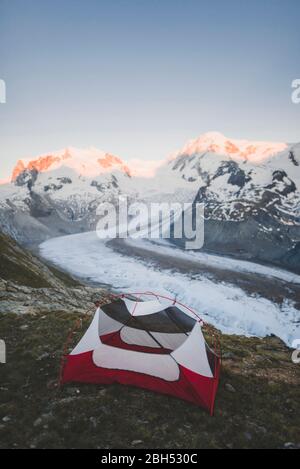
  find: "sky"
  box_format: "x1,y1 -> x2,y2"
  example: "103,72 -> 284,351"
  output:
0,0 -> 300,179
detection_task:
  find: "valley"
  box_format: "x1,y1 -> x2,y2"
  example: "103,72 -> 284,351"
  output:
0,132 -> 299,272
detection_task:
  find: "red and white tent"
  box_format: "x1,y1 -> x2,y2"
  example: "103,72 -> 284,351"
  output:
61,293 -> 221,414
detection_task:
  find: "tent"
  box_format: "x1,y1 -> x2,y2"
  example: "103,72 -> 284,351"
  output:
61,293 -> 221,414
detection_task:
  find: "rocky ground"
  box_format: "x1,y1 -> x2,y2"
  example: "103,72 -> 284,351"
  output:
0,279 -> 107,316
0,230 -> 108,315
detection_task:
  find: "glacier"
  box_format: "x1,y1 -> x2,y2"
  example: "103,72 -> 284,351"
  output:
40,231 -> 300,347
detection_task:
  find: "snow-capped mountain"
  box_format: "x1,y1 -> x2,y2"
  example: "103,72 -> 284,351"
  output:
0,145 -> 194,245
167,132 -> 300,213
11,147 -> 132,180
0,133 -> 299,272
167,133 -> 300,272
171,131 -> 288,163
0,148 -> 137,245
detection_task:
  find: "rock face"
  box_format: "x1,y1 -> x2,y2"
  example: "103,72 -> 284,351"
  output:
0,230 -> 108,314
0,169 -> 131,247
15,168 -> 38,189
0,278 -> 107,315
0,231 -> 73,289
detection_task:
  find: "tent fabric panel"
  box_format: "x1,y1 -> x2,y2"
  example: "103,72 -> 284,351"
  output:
171,322 -> 213,378
124,305 -> 195,334
101,331 -> 171,354
98,308 -> 124,336
70,309 -> 100,356
120,327 -> 161,348
127,311 -> 176,333
206,343 -> 218,376
92,342 -> 180,381
119,326 -> 187,351
165,306 -> 196,332
62,352 -> 216,411
151,331 -> 188,351
123,297 -> 173,316
102,299 -> 194,333
101,299 -> 131,324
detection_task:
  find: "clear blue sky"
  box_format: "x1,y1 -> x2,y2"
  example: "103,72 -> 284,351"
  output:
0,0 -> 300,179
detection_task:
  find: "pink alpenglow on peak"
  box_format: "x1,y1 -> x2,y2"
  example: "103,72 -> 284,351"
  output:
11,147 -> 131,181
175,132 -> 288,163
7,133 -> 292,183
10,147 -> 165,181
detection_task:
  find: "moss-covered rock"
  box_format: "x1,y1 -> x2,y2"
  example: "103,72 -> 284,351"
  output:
0,231 -> 79,288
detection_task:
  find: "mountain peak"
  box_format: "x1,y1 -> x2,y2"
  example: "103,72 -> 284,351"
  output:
176,132 -> 288,163
11,147 -> 131,181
